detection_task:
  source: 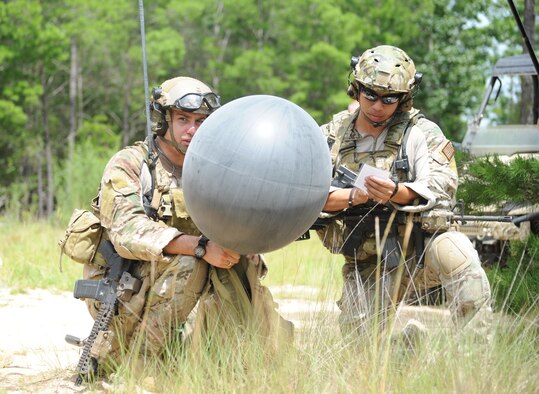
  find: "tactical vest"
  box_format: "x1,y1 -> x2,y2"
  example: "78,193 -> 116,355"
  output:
131,141 -> 201,236
325,110 -> 414,263
329,110 -> 413,183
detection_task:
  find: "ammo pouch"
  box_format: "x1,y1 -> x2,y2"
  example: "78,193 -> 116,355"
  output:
59,209 -> 103,265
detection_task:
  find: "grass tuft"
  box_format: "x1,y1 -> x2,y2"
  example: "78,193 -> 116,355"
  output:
1,219 -> 538,392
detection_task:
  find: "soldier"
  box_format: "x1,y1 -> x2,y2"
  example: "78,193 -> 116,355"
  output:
318,45 -> 492,336
82,76 -> 292,373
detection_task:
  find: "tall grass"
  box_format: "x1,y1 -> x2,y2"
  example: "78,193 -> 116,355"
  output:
264,234 -> 343,300
0,218 -> 341,295
1,220 -> 538,392
91,305 -> 538,394
0,218 -> 82,293
487,234 -> 539,314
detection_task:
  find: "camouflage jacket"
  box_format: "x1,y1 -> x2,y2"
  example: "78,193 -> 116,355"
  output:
321,108 -> 435,212
321,107 -> 457,211
409,108 -> 458,210
96,140 -> 200,263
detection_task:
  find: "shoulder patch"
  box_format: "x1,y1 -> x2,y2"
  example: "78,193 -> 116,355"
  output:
431,139 -> 455,165
441,141 -> 455,161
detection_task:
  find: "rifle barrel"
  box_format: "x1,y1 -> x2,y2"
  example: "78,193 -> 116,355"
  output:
458,211 -> 539,225
458,215 -> 513,223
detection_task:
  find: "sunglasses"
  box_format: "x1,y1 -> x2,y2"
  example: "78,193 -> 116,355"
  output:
172,93 -> 221,112
360,88 -> 402,105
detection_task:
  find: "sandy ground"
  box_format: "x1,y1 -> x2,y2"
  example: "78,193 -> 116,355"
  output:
0,286 -> 451,393
0,288 -> 94,393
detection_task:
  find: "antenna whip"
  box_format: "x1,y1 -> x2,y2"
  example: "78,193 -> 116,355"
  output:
138,0 -> 153,156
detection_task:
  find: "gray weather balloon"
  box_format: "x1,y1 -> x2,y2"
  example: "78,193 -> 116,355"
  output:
183,95 -> 332,254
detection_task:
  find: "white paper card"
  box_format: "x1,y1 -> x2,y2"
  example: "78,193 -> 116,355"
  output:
353,164 -> 390,192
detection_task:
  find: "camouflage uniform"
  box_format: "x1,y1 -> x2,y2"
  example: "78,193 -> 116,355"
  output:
410,108 -> 492,329
84,139 -> 290,363
320,107 -> 492,334
411,108 -> 458,211
316,45 -> 492,335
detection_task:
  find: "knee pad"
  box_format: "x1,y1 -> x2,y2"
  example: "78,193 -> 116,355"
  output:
429,232 -> 480,277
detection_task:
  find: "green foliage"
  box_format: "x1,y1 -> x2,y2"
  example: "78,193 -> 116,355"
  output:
76,115 -> 122,154
0,0 -> 531,218
458,156 -> 539,209
416,0 -> 495,140
487,234 -> 539,314
1,181 -> 35,220
145,28 -> 186,83
0,100 -> 27,183
458,155 -> 539,313
55,132 -> 118,219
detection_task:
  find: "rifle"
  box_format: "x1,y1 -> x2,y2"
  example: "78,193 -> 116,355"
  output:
331,165 -> 358,189
65,240 -> 141,385
417,207 -> 539,233
305,166 -> 539,267
318,165 -> 539,233
299,166 -> 403,257
312,203 -> 424,268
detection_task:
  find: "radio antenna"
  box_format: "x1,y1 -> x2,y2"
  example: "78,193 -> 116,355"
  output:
138,0 -> 153,157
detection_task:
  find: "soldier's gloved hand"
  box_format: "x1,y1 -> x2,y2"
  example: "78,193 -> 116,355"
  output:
204,241 -> 240,270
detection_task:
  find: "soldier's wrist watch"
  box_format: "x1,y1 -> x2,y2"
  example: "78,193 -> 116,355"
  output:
194,236 -> 209,259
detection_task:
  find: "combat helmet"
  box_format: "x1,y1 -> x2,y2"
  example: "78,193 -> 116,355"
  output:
151,76 -> 221,136
348,45 -> 420,112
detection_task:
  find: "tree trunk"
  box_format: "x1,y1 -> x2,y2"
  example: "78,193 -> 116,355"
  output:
520,0 -> 536,124
45,119 -> 54,218
77,58 -> 83,130
68,37 -> 78,196
37,152 -> 44,219
41,77 -> 54,218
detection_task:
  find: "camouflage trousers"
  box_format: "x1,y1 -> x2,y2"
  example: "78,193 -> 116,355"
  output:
190,256 -> 294,354
83,254 -> 293,364
338,231 -> 492,335
83,254 -> 208,363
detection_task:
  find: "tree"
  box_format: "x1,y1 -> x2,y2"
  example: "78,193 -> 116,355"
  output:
0,1 -> 68,217
0,0 -> 532,218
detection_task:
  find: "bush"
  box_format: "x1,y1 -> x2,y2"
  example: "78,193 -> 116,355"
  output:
487,234 -> 539,314
457,154 -> 539,210
456,155 -> 539,313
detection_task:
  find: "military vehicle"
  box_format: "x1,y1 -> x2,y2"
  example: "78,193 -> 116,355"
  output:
457,0 -> 539,266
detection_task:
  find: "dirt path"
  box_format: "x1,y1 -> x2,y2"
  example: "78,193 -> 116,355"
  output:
0,286 -> 341,393
0,288 -> 93,393
0,286 -> 451,393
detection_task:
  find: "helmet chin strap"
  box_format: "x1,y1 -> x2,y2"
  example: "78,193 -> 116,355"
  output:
360,110 -> 393,128
159,135 -> 187,154
158,110 -> 188,154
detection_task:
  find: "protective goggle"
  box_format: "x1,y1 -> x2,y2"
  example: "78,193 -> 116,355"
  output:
172,92 -> 221,112
360,88 -> 402,105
